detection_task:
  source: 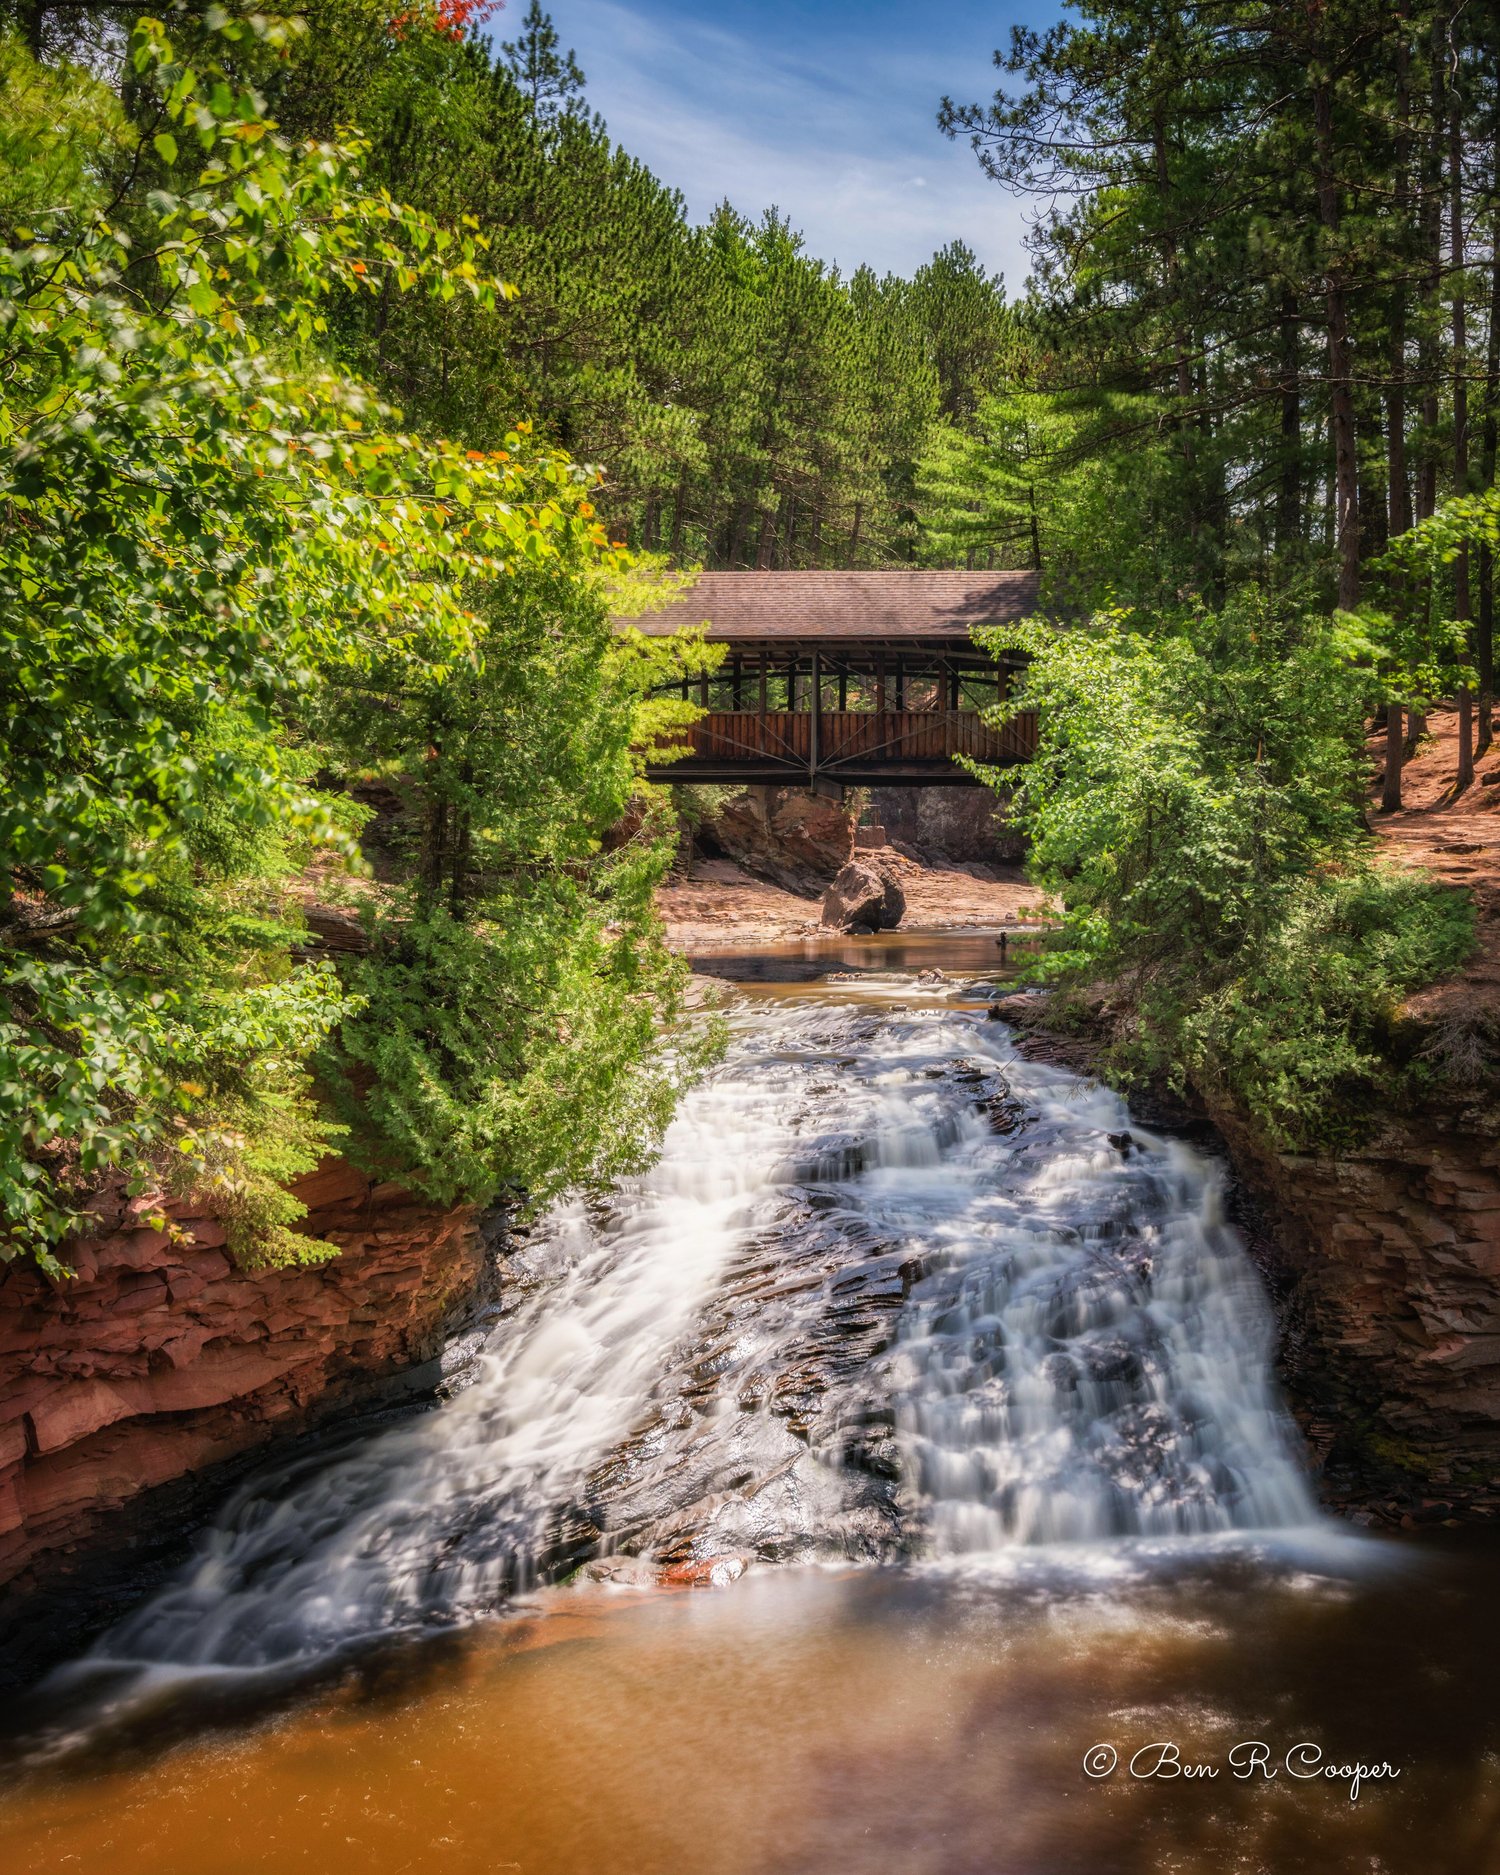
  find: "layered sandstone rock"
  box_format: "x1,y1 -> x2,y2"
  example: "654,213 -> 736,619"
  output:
700,786 -> 854,896
868,784 -> 1024,864
0,1158 -> 496,1658
1208,1099 -> 1500,1515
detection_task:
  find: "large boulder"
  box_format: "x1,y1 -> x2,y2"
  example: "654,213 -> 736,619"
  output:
820,859 -> 906,932
703,786 -> 855,896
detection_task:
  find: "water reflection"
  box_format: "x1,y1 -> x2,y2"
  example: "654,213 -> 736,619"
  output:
688,923 -> 1045,986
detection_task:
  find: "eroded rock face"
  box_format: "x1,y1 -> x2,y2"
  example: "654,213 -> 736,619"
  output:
1208,1098 -> 1500,1518
702,786 -> 854,896
820,858 -> 906,932
0,1159 -> 498,1676
570,1196 -> 921,1578
869,784 -> 1025,864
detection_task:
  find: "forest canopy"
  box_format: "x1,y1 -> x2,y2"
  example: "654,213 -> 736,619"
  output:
0,6 -> 719,1270
946,0 -> 1493,1140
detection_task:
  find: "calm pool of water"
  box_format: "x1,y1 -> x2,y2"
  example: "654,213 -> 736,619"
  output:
3,1544 -> 1498,1875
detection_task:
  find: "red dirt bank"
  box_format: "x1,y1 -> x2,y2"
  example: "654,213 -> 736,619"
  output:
1369,704 -> 1500,1026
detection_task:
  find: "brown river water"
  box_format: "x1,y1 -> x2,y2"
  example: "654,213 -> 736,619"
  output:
2,931 -> 1497,1875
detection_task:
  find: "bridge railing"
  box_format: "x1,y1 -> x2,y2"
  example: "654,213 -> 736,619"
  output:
677,708 -> 1038,773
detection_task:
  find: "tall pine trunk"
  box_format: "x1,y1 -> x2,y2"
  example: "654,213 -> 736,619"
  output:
1451,63 -> 1475,788
1481,113 -> 1500,757
669,475 -> 688,561
1388,30 -> 1414,539
1416,55 -> 1445,522
1277,286 -> 1303,550
754,507 -> 775,570
1382,704 -> 1405,811
1313,78 -> 1361,608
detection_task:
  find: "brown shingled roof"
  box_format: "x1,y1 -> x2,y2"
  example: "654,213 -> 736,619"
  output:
612,569 -> 1042,640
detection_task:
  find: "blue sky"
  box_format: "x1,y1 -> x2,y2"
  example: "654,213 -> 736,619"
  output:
486,1 -> 1067,286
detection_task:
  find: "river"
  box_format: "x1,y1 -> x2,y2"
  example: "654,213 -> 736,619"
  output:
2,932 -> 1498,1874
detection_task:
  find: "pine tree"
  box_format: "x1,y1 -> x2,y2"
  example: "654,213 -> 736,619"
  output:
501,0 -> 587,127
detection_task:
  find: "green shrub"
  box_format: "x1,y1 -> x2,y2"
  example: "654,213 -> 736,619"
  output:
972,592 -> 1476,1146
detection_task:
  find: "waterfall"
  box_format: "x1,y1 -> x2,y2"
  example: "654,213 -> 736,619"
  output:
887,1054 -> 1316,1552
55,982 -> 1316,1708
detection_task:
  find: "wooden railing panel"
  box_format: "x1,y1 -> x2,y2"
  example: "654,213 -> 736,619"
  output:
680,709 -> 1037,771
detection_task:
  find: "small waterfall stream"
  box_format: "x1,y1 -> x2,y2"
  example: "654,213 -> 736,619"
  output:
54,973 -> 1318,1714
888,1063 -> 1314,1550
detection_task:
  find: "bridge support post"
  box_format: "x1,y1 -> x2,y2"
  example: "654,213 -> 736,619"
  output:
809,648 -> 820,784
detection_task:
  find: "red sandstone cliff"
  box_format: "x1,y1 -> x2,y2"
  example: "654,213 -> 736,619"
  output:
1209,1097 -> 1500,1517
0,1159 -> 493,1628
694,785 -> 854,894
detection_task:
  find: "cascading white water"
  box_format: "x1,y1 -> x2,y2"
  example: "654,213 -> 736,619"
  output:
882,1048 -> 1316,1552
81,1060 -> 800,1679
62,978 -> 1316,1704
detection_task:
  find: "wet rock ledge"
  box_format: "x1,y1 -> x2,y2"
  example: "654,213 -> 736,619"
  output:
0,1161 -> 503,1687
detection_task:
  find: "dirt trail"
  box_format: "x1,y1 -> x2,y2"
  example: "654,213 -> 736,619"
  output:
1369,705 -> 1500,1024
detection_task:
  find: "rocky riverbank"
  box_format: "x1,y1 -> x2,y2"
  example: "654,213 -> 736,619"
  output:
663,779 -> 1046,950
0,1164 -> 502,1687
659,852 -> 1048,952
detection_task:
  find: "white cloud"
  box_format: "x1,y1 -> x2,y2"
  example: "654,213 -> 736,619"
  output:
517,1 -> 1038,285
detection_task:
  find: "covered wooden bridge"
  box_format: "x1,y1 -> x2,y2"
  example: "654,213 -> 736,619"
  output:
613,569 -> 1040,788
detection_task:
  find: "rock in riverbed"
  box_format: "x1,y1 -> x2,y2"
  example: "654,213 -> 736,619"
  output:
821,859 -> 906,932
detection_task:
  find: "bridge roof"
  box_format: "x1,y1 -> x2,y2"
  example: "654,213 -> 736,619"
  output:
612,569 -> 1041,641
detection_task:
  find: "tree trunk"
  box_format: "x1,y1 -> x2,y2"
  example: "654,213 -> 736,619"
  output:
1151,113 -> 1196,419
1387,28 -> 1414,541
726,503 -> 748,568
1277,286 -> 1303,550
1382,703 -> 1404,811
1416,56 -> 1445,522
447,804 -> 472,921
1151,108 -> 1199,568
669,476 -> 688,560
1358,432 -> 1388,559
1313,80 -> 1361,609
425,794 -> 448,902
1481,119 -> 1500,756
1451,67 -> 1474,789
1387,322 -> 1412,541
754,506 -> 775,570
